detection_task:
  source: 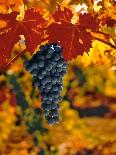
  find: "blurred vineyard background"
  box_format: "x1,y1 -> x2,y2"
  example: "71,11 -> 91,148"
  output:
0,40 -> 116,155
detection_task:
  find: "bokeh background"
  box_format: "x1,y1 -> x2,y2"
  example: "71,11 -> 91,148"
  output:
0,40 -> 116,155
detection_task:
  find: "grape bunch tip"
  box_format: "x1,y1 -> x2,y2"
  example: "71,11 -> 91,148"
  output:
24,43 -> 67,125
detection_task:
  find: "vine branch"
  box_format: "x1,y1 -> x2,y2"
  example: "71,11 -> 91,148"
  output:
93,37 -> 116,49
0,49 -> 26,76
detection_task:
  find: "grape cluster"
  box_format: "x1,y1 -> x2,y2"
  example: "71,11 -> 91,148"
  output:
24,43 -> 67,125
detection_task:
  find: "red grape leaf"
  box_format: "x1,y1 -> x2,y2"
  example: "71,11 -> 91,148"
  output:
79,13 -> 100,31
0,12 -> 20,68
106,18 -> 116,27
101,16 -> 116,27
0,9 -> 46,70
21,9 -> 46,53
47,8 -> 94,61
47,22 -> 92,61
53,5 -> 73,23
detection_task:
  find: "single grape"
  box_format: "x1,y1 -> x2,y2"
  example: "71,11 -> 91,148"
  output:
52,109 -> 59,117
48,45 -> 54,53
57,59 -> 64,67
54,45 -> 61,52
54,54 -> 60,61
41,103 -> 51,111
31,69 -> 38,76
46,83 -> 52,89
45,64 -> 53,71
38,72 -> 44,79
53,116 -> 60,123
52,85 -> 58,91
38,60 -> 44,67
51,102 -> 58,109
46,116 -> 55,125
32,63 -> 38,69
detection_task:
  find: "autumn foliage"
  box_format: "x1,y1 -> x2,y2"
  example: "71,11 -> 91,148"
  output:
0,0 -> 116,155
0,0 -> 115,72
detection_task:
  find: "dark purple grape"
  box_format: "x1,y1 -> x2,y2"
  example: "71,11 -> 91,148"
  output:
52,110 -> 59,117
52,85 -> 58,91
38,73 -> 44,79
53,116 -> 60,123
45,83 -> 52,89
38,61 -> 44,67
31,69 -> 38,76
41,103 -> 51,111
45,64 -> 53,71
51,102 -> 58,109
46,116 -> 55,125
